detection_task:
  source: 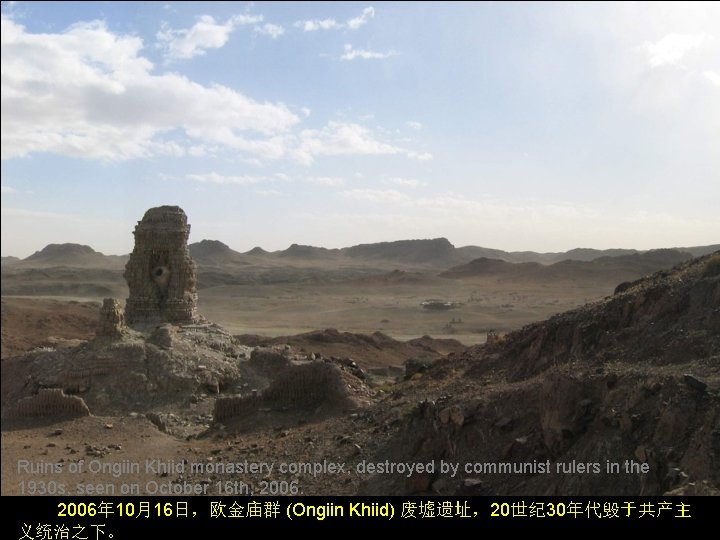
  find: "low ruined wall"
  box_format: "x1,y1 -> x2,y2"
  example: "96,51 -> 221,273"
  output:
6,389 -> 90,418
214,394 -> 260,422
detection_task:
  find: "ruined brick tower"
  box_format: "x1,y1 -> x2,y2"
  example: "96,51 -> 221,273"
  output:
124,206 -> 198,324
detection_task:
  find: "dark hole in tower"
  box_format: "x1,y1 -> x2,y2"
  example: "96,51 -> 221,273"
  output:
149,251 -> 171,315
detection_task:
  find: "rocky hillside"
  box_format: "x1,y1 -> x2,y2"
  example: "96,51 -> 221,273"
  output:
358,252 -> 720,495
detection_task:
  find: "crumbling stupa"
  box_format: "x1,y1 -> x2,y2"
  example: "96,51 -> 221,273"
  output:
97,298 -> 126,339
124,206 -> 198,324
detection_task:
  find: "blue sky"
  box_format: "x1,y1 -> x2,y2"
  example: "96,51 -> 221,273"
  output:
1,1 -> 719,257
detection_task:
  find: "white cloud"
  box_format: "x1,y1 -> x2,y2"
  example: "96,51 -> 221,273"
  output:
628,29 -> 720,147
704,71 -> 720,86
407,151 -> 433,161
341,44 -> 396,61
186,172 -> 269,185
306,176 -> 345,187
641,33 -> 708,68
292,121 -> 406,165
1,185 -> 17,193
1,16 -> 430,165
255,23 -> 284,39
232,14 -> 265,26
406,121 -> 423,130
301,107 -> 312,118
341,189 -> 409,203
295,7 -> 375,32
385,176 -> 425,188
0,17 -> 299,161
294,18 -> 340,32
157,14 -> 262,61
188,145 -> 210,157
347,7 -> 375,30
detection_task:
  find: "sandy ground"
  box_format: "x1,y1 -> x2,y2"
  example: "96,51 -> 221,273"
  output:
1,411 -> 395,496
1,297 -> 100,358
198,277 -> 611,345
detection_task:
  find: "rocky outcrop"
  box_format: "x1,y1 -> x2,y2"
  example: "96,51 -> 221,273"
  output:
467,251 -> 720,381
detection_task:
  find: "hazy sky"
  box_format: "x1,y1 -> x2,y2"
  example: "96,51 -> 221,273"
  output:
1,1 -> 719,257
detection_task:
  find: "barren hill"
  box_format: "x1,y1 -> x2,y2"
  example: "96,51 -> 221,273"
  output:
674,244 -> 720,258
441,257 -> 541,278
189,239 -> 235,258
21,243 -> 125,269
358,252 -> 720,495
343,238 -> 458,266
26,243 -> 98,261
441,248 -> 693,283
454,246 -> 642,265
244,246 -> 269,256
189,240 -> 248,265
278,244 -> 340,259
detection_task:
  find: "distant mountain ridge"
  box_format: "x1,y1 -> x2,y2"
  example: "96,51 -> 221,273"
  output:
343,238 -> 456,265
279,244 -> 340,259
4,239 -> 719,271
440,248 -> 696,282
3,239 -> 716,296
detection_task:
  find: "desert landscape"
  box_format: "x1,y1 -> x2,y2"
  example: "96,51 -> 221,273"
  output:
3,229 -> 713,347
2,2 -> 719,506
2,205 -> 718,497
